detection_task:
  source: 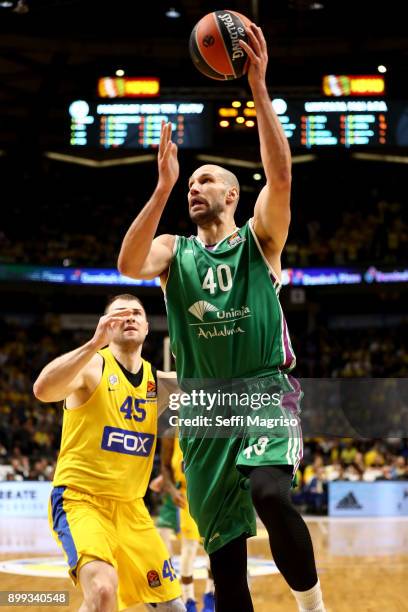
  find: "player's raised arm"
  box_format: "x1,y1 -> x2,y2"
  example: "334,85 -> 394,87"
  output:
240,25 -> 292,255
117,122 -> 179,280
33,308 -> 133,403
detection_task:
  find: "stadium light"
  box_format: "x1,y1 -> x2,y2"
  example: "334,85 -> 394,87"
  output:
165,7 -> 180,18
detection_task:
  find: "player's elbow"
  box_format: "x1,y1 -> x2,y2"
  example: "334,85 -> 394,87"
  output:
33,379 -> 51,402
274,171 -> 292,191
117,256 -> 138,279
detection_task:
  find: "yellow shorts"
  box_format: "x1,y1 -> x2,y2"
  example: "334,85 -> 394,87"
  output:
49,486 -> 181,610
179,488 -> 201,542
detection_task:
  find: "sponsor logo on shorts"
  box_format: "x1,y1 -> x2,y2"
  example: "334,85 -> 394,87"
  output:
147,569 -> 161,588
209,532 -> 220,543
101,426 -> 154,457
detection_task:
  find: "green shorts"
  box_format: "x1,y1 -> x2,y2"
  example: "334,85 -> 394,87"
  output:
179,373 -> 303,555
156,493 -> 179,534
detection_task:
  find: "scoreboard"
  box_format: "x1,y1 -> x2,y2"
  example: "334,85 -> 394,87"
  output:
69,100 -> 212,149
69,98 -> 408,149
217,98 -> 408,148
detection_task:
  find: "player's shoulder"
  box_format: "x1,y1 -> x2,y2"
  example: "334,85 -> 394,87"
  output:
154,233 -> 177,250
82,351 -> 104,381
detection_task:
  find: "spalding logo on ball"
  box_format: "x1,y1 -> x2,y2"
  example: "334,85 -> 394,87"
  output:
189,10 -> 252,80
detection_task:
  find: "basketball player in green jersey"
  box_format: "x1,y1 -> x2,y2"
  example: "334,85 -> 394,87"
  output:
118,22 -> 325,612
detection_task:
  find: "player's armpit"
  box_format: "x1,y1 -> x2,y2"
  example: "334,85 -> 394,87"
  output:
121,234 -> 175,280
61,354 -> 104,408
253,183 -> 291,254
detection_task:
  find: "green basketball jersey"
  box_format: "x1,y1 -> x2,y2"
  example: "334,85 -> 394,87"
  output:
165,219 -> 295,383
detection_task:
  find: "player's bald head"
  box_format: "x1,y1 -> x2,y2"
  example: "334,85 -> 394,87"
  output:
192,164 -> 240,195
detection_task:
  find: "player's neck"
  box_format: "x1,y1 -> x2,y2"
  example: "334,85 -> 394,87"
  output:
109,343 -> 143,374
196,220 -> 237,246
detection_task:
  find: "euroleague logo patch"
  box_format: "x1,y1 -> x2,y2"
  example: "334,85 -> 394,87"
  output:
203,35 -> 215,47
228,231 -> 246,248
147,569 -> 161,588
147,380 -> 157,398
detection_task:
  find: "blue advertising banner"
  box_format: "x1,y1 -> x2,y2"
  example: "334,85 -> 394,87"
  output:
329,481 -> 408,517
1,264 -> 407,287
0,482 -> 52,518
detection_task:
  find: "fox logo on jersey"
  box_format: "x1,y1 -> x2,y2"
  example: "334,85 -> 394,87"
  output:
101,426 -> 155,456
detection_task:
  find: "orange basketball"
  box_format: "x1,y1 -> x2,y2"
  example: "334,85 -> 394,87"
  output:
189,10 -> 252,80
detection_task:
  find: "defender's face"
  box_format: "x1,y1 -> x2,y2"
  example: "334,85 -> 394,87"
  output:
188,166 -> 229,225
107,299 -> 148,346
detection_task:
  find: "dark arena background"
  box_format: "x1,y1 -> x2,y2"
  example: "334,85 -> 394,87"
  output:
0,1 -> 407,610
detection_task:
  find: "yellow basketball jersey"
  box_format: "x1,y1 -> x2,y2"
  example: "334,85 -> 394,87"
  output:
170,436 -> 186,490
53,348 -> 158,501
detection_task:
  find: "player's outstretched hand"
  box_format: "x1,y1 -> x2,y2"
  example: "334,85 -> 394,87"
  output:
239,23 -> 268,91
158,121 -> 179,193
149,474 -> 164,493
171,490 -> 187,509
91,308 -> 134,350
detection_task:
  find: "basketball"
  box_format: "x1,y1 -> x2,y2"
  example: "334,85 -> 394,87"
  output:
189,10 -> 252,80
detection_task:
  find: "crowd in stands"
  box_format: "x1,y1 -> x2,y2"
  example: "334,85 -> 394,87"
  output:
1,316 -> 407,519
292,438 -> 408,514
1,159 -> 407,269
294,326 -> 408,378
1,158 -> 407,514
285,199 -> 407,268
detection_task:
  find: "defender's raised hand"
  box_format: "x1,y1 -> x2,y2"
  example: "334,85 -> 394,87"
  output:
157,121 -> 179,193
91,308 -> 135,350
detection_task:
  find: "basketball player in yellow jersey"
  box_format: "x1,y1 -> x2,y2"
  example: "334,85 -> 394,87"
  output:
161,435 -> 215,612
33,294 -> 185,612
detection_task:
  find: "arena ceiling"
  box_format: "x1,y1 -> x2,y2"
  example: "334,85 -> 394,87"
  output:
0,0 -> 407,151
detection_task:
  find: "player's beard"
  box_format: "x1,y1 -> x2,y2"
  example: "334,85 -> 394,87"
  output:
189,200 -> 224,226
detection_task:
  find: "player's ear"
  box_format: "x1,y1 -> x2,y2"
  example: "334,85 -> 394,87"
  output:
226,186 -> 238,204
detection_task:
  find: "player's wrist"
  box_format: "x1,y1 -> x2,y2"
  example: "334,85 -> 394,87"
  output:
87,336 -> 105,353
155,181 -> 174,200
249,79 -> 268,99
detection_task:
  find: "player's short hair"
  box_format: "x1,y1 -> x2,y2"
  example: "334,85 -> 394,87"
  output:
219,167 -> 240,195
104,293 -> 145,314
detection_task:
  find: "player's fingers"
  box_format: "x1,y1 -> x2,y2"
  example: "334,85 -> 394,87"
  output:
106,308 -> 134,319
165,122 -> 172,145
159,122 -> 171,157
256,25 -> 267,49
246,24 -> 262,55
159,121 -> 166,156
161,140 -> 173,162
168,124 -> 174,148
239,39 -> 257,62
